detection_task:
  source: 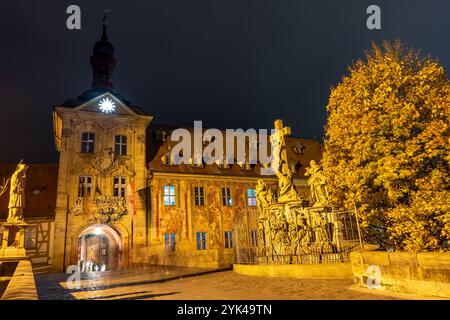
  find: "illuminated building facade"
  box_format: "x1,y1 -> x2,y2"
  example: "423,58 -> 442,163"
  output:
1,21 -> 321,272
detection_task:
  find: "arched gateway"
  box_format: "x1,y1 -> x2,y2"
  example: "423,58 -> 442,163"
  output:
77,224 -> 122,272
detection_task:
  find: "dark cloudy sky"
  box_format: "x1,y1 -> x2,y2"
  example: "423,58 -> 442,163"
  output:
0,0 -> 449,163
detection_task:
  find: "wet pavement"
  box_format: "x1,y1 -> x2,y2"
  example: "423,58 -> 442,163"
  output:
32,266 -> 416,300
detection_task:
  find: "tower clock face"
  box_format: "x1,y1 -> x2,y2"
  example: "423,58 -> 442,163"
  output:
98,97 -> 116,113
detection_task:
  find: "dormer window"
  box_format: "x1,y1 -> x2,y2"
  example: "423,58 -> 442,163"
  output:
81,132 -> 95,154
156,130 -> 166,142
293,142 -> 305,155
161,154 -> 174,165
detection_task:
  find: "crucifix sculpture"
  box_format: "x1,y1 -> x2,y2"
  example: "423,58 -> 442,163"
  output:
270,119 -> 292,176
270,119 -> 300,202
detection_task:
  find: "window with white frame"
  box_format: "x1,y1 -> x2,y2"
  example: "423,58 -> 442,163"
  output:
221,187 -> 232,206
194,186 -> 205,206
114,135 -> 127,156
80,132 -> 95,153
24,226 -> 37,250
247,188 -> 257,207
163,185 -> 176,206
78,176 -> 92,197
113,177 -> 126,198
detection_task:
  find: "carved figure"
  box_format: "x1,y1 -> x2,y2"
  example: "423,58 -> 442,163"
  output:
305,160 -> 329,207
8,160 -> 29,223
276,170 -> 300,202
255,179 -> 274,210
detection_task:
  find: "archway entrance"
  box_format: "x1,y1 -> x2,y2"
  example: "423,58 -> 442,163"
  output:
77,224 -> 121,272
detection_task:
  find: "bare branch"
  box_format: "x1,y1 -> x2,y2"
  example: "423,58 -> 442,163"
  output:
0,177 -> 10,197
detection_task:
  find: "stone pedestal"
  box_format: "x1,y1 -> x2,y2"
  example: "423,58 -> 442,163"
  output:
0,221 -> 29,261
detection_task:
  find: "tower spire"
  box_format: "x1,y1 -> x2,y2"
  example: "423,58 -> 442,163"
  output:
102,9 -> 109,41
90,10 -> 116,90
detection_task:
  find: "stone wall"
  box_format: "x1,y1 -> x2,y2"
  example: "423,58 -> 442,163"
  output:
350,250 -> 450,298
147,248 -> 234,269
233,263 -> 353,278
1,260 -> 37,300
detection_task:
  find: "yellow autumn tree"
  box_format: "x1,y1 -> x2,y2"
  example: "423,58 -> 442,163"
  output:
323,41 -> 450,251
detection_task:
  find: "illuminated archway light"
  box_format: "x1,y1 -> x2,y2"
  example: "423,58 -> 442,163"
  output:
98,97 -> 116,113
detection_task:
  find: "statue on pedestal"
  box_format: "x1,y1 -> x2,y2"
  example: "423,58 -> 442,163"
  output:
7,161 -> 28,224
0,161 -> 29,259
305,160 -> 329,207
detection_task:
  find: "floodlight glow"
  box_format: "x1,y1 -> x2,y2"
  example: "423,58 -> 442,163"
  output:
98,97 -> 116,113
94,227 -> 102,235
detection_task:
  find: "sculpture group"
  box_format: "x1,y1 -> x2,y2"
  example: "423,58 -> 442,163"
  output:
251,120 -> 344,263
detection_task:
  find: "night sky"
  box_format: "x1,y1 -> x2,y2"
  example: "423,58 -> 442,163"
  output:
0,0 -> 449,163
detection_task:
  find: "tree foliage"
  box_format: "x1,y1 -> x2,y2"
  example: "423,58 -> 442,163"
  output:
323,41 -> 450,251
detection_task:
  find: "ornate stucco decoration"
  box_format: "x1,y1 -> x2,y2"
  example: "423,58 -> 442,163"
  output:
70,195 -> 127,224
71,148 -> 135,177
94,148 -> 117,174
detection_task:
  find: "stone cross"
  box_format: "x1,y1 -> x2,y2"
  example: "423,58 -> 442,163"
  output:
270,119 -> 292,175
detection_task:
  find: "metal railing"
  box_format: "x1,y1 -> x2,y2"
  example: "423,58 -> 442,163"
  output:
234,209 -> 363,265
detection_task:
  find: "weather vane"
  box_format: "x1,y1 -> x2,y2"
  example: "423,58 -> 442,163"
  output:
103,9 -> 110,26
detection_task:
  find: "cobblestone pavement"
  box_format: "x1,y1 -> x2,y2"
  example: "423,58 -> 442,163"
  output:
35,267 -> 410,300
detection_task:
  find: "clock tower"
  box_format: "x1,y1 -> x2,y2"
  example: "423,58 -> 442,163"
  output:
51,17 -> 153,272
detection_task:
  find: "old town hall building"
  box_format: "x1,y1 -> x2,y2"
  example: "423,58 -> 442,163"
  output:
0,21 -> 321,272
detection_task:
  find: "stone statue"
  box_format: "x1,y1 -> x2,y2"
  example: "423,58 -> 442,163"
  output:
276,169 -> 300,202
270,119 -> 291,175
268,119 -> 301,203
270,209 -> 290,257
312,213 -> 329,244
305,160 -> 329,207
255,179 -> 274,210
7,160 -> 29,223
296,216 -> 313,255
